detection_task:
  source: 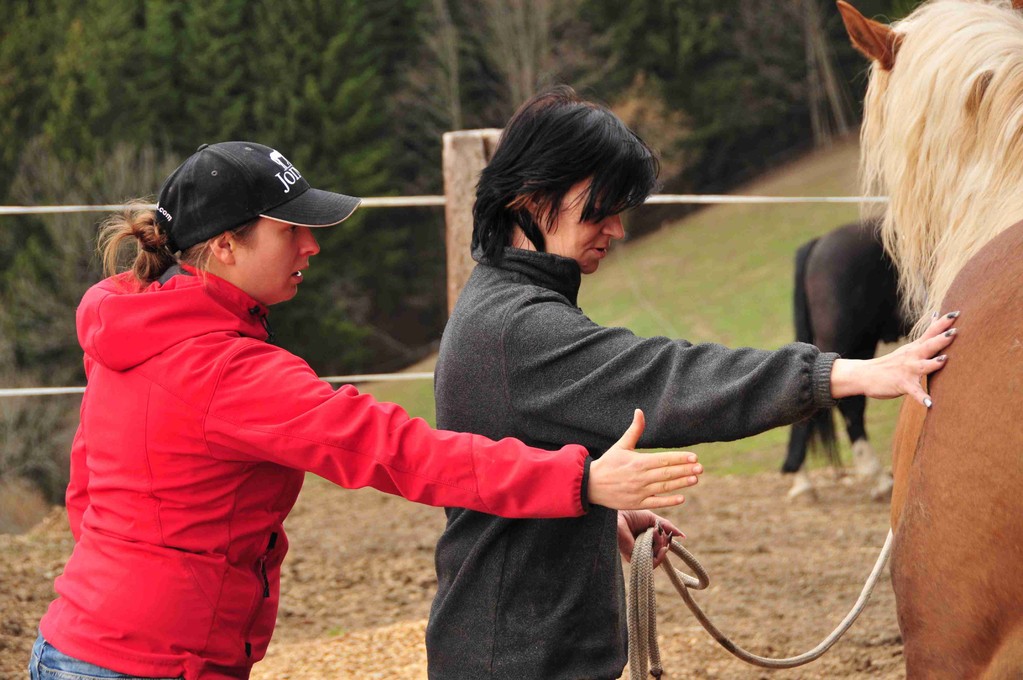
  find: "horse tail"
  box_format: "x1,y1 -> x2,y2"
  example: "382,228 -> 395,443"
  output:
793,238 -> 817,346
793,237 -> 841,468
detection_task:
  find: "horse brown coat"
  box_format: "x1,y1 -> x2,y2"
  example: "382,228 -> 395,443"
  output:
889,220 -> 1023,678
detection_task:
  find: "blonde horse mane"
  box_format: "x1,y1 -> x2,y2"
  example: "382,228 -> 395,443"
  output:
860,0 -> 1023,334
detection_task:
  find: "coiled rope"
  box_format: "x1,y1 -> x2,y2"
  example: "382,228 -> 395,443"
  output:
627,527 -> 893,677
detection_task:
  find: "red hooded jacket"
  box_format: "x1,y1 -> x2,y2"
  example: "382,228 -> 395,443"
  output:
39,268 -> 590,679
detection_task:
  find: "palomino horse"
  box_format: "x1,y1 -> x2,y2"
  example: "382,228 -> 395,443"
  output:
782,219 -> 907,500
840,0 -> 1023,676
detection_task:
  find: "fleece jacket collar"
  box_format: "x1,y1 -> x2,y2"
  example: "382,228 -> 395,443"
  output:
473,246 -> 582,306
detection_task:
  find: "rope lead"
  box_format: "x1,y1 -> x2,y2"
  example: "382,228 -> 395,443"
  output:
628,527 -> 893,675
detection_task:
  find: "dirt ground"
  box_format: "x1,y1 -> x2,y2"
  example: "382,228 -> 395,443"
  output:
0,469 -> 904,679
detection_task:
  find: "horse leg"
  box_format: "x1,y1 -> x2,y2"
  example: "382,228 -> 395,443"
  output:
837,395 -> 892,499
838,395 -> 878,477
782,421 -> 817,501
787,470 -> 816,501
782,236 -> 820,502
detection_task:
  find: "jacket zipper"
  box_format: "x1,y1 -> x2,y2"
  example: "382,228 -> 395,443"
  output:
243,531 -> 278,658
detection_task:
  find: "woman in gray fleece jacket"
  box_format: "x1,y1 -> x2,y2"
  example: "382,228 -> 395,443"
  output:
426,86 -> 958,680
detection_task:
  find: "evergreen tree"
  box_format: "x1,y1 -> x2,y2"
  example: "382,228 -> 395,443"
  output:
242,0 -> 444,372
180,0 -> 255,143
136,0 -> 190,146
582,0 -> 905,192
45,1 -> 150,160
0,1 -> 73,201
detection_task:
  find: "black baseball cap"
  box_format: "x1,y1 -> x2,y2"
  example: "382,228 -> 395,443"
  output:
155,141 -> 362,252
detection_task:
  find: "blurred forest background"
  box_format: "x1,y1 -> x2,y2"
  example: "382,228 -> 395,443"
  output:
0,0 -> 913,509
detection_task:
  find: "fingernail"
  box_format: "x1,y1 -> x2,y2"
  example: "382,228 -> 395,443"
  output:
924,397 -> 933,408
936,354 -> 947,362
946,311 -> 960,319
687,453 -> 698,463
693,464 -> 703,474
931,311 -> 939,319
944,328 -> 957,337
688,476 -> 699,484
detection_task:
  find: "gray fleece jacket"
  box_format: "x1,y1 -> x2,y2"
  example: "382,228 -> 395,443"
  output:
426,247 -> 837,680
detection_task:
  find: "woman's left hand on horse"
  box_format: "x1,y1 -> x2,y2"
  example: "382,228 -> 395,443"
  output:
617,510 -> 684,569
830,310 -> 959,407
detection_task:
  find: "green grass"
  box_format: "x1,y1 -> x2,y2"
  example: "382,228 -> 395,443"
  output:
358,137 -> 903,476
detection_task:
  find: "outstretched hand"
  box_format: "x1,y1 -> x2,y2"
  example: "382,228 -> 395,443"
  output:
617,510 -> 684,569
830,311 -> 959,407
588,409 -> 703,511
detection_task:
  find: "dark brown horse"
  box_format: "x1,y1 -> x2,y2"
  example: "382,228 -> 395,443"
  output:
841,0 -> 1023,675
782,220 -> 908,500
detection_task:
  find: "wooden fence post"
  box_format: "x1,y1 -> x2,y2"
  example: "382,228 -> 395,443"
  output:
442,128 -> 502,315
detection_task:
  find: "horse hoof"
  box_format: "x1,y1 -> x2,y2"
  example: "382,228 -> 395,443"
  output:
787,474 -> 818,502
870,474 -> 894,502
856,461 -> 883,479
852,440 -> 883,479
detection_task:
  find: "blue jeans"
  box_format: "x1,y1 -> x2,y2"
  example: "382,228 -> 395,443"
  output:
28,634 -> 181,679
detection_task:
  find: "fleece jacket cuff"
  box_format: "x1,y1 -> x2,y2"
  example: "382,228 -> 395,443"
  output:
812,352 -> 840,409
580,456 -> 592,513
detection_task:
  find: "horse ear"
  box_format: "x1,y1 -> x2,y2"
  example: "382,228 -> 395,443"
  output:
837,0 -> 901,71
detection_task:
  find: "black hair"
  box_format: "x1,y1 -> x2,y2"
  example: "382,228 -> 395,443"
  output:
472,85 -> 660,263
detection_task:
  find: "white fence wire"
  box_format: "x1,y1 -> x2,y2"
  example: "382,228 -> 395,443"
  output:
0,196 -> 447,215
1,193 -> 887,398
0,372 -> 437,398
0,194 -> 886,216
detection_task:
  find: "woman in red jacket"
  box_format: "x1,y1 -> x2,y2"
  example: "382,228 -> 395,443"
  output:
29,141 -> 702,680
